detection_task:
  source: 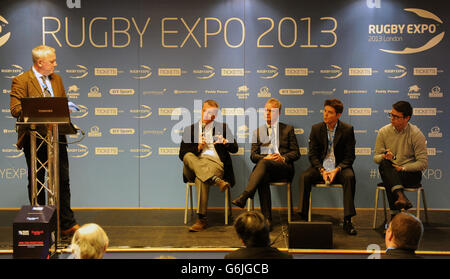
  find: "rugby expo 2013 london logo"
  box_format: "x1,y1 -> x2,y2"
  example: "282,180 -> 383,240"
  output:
369,8 -> 445,54
0,15 -> 11,47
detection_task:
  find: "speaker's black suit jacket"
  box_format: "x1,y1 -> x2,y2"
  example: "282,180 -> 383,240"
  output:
308,120 -> 355,172
250,122 -> 300,168
179,121 -> 238,186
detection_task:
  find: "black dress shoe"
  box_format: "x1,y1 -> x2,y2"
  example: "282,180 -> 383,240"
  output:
395,191 -> 413,210
232,192 -> 249,208
343,220 -> 357,235
394,199 -> 413,210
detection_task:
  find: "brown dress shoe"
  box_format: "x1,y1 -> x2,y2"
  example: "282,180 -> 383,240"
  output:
189,218 -> 207,232
216,179 -> 230,192
61,224 -> 80,236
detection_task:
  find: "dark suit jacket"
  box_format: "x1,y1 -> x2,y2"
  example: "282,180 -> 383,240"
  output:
308,120 -> 355,171
179,122 -> 239,186
381,248 -> 423,259
225,247 -> 293,259
10,68 -> 67,149
250,122 -> 300,167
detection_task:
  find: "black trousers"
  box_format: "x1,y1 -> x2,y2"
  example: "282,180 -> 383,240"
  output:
378,159 -> 422,211
243,159 -> 294,221
23,135 -> 77,230
298,166 -> 356,218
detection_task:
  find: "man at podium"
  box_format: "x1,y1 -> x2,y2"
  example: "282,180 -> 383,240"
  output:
9,45 -> 80,236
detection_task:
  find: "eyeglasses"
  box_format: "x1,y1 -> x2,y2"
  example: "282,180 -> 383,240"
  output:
388,112 -> 404,120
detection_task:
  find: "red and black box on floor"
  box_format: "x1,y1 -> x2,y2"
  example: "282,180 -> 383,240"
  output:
13,205 -> 57,259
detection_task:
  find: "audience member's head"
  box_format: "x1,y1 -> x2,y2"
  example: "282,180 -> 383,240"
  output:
233,211 -> 270,247
71,223 -> 109,259
385,212 -> 424,250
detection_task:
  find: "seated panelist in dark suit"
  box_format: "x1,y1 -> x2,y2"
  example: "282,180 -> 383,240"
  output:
225,211 -> 292,259
9,45 -> 79,236
232,98 -> 300,226
297,99 -> 357,235
179,100 -> 238,232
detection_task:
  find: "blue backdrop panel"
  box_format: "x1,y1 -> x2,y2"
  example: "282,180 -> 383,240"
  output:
0,0 -> 448,209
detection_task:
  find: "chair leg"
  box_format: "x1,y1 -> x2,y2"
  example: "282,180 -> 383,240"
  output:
308,192 -> 312,222
416,189 -> 421,220
189,185 -> 194,214
288,183 -> 292,223
373,187 -> 379,229
196,184 -> 201,214
421,188 -> 429,223
382,188 -> 388,224
184,184 -> 189,224
228,189 -> 233,220
225,188 -> 229,225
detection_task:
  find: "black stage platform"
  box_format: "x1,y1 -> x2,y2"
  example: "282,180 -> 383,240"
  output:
1,208 -> 450,259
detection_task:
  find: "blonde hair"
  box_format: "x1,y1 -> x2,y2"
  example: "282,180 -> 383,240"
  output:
32,45 -> 55,64
266,98 -> 282,110
203,99 -> 219,109
71,223 -> 109,259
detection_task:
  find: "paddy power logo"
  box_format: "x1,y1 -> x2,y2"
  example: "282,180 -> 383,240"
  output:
370,8 -> 445,54
0,15 -> 11,47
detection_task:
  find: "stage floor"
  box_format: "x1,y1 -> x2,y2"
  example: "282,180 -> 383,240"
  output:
1,208 -> 450,258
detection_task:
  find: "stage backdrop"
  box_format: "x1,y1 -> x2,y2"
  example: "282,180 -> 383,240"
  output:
0,0 -> 448,209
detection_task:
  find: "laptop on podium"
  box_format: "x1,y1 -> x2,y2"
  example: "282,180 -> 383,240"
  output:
20,97 -> 77,135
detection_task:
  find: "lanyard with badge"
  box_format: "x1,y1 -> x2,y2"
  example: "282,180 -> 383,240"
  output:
323,124 -> 337,171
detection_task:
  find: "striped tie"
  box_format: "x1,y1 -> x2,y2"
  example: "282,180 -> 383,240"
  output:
40,76 -> 52,97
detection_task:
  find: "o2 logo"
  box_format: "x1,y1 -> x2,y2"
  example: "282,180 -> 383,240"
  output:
67,0 -> 81,9
0,15 -> 11,47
